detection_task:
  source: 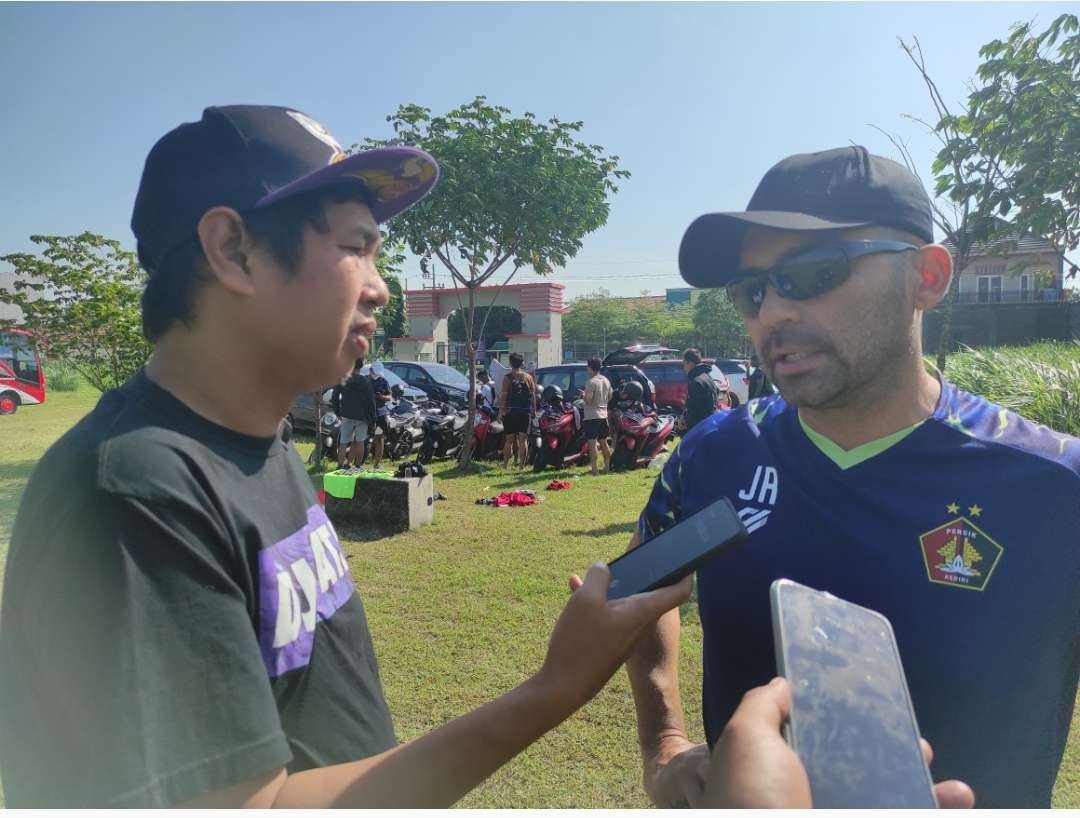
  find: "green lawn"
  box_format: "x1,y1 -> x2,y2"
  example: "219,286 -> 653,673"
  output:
1,383 -> 1078,807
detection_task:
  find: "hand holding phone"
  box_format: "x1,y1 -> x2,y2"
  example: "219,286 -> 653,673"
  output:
606,497 -> 747,600
770,579 -> 937,808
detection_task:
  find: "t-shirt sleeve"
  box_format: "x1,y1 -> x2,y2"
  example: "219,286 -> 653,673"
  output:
5,489 -> 291,807
637,440 -> 685,543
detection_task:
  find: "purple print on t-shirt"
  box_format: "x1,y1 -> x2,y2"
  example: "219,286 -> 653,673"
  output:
258,505 -> 355,677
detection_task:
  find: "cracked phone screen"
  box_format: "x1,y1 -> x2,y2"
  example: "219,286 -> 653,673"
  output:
772,580 -> 936,808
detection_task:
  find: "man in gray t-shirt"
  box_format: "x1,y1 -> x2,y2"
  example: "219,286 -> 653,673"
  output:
582,357 -> 613,475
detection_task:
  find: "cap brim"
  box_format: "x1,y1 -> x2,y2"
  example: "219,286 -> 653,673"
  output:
678,210 -> 871,288
256,146 -> 439,224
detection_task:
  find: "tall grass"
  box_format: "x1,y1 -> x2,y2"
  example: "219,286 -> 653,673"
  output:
41,358 -> 83,392
940,342 -> 1080,437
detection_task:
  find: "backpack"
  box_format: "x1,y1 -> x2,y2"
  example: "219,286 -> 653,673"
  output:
507,374 -> 532,411
395,460 -> 428,479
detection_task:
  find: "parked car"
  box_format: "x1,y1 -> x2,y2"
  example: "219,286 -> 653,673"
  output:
638,359 -> 733,413
287,388 -> 334,434
713,358 -> 751,407
384,361 -> 470,408
287,367 -> 428,435
359,365 -> 428,404
534,346 -> 660,408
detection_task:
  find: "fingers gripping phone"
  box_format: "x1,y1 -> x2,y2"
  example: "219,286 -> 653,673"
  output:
770,579 -> 937,808
606,497 -> 747,600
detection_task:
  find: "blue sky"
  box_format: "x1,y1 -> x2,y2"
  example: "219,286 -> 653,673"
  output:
1,2 -> 1073,300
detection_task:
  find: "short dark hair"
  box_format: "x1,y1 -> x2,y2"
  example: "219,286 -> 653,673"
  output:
683,348 -> 702,366
587,356 -> 602,373
141,180 -> 374,343
478,370 -> 490,382
509,352 -> 524,369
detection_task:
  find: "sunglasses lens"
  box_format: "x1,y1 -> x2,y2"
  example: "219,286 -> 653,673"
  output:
727,279 -> 765,317
777,258 -> 850,299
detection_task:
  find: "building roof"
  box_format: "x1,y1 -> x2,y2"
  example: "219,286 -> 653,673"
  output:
942,232 -> 1060,258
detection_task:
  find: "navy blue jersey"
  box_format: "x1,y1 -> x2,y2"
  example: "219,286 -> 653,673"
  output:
639,380 -> 1080,807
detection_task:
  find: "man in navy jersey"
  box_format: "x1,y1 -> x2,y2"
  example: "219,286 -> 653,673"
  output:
626,146 -> 1080,808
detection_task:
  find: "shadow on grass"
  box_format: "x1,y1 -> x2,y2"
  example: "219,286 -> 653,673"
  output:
331,520 -> 398,545
562,521 -> 636,538
429,461 -> 504,481
0,459 -> 38,484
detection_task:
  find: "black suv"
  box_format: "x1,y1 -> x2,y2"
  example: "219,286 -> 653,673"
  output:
384,361 -> 470,408
533,346 -> 661,405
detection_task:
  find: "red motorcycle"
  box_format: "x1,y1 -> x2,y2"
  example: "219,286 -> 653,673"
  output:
533,385 -> 589,472
609,381 -> 676,471
469,400 -> 505,460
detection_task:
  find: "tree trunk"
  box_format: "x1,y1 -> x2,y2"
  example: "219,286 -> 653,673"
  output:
457,283 -> 478,468
934,250 -> 967,373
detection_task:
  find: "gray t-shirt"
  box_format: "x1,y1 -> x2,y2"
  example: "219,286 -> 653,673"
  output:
0,370 -> 396,807
583,374 -> 612,421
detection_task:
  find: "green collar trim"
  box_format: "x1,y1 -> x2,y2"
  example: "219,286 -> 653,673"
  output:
798,412 -> 925,470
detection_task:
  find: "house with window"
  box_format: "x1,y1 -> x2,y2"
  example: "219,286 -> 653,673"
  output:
944,232 -> 1065,304
924,232 -> 1077,350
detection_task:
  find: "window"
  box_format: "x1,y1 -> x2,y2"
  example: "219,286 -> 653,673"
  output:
0,332 -> 39,385
537,370 -> 573,392
976,275 -> 1002,303
715,359 -> 747,376
1020,274 -> 1033,302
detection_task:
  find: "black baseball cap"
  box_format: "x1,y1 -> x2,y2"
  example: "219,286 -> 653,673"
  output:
132,105 -> 440,273
678,146 -> 933,288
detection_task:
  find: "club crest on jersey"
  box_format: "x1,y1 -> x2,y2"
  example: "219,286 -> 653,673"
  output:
918,512 -> 1003,592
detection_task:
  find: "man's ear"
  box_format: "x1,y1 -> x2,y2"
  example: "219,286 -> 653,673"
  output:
197,207 -> 257,297
913,244 -> 953,310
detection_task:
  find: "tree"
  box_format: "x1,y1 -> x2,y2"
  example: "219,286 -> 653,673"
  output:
375,243 -> 408,351
357,97 -> 629,465
693,289 -> 750,358
448,305 -> 522,346
639,301 -> 696,350
879,14 -> 1080,369
0,232 -> 151,392
943,15 -> 1080,275
562,290 -> 645,357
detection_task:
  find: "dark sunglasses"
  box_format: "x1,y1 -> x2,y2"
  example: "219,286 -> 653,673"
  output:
725,240 -> 919,318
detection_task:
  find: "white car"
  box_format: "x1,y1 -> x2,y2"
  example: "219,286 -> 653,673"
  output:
714,359 -> 750,407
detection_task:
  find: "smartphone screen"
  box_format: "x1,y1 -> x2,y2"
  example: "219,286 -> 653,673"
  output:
606,497 -> 746,600
770,579 -> 936,808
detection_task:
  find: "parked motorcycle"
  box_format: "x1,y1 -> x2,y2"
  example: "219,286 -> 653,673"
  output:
469,398 -> 505,461
385,397 -> 425,461
532,385 -> 590,472
307,410 -> 342,465
609,381 -> 675,471
418,402 -> 468,464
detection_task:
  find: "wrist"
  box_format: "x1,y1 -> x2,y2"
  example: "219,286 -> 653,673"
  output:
524,667 -> 585,725
644,731 -> 694,766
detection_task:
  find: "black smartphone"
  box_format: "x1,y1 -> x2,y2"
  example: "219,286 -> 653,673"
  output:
770,579 -> 937,808
606,497 -> 746,600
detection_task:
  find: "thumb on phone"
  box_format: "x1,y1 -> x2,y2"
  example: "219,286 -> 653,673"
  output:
622,574 -> 693,625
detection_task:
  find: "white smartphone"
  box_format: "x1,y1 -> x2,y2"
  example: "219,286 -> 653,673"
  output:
770,579 -> 937,808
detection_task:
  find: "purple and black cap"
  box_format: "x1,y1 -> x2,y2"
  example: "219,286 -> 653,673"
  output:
131,105 -> 439,273
678,146 -> 933,288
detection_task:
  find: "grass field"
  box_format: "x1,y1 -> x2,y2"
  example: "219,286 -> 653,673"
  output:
1,371 -> 1079,807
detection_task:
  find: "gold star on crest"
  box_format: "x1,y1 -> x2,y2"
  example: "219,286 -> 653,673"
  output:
968,504 -> 983,517
946,503 -> 960,515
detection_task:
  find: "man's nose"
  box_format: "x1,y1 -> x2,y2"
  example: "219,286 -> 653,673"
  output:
369,267 -> 390,308
755,283 -> 800,329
